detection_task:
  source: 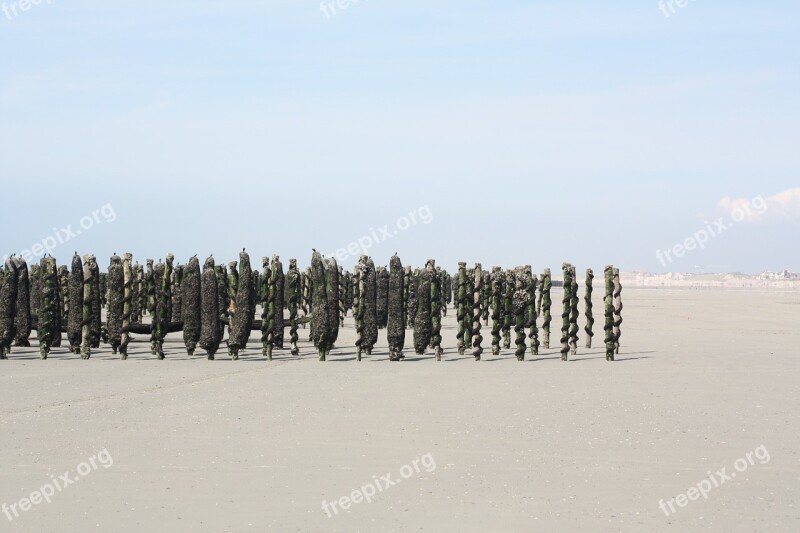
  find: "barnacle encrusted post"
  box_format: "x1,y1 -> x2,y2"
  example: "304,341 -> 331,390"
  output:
324,257 -> 340,352
512,269 -> 530,361
272,256 -> 285,350
569,264 -> 579,356
387,254 -> 405,361
584,268 -> 594,349
151,259 -> 168,358
228,251 -> 253,360
37,256 -> 58,359
29,262 -> 40,321
541,268 -> 552,349
435,267 -> 444,323
57,264 -> 69,336
502,270 -> 514,350
528,273 -> 539,356
471,263 -> 483,361
403,266 -> 411,324
106,254 -> 124,354
363,256 -> 378,356
132,262 -> 143,324
560,263 -> 571,362
376,266 -> 389,330
260,256 -> 275,360
216,263 -> 231,338
311,251 -> 332,361
51,262 -> 63,349
259,255 -> 278,361
80,254 -> 94,359
454,262 -> 467,355
490,266 -> 503,356
286,259 -> 301,355
464,267 -> 474,351
522,266 -> 533,329
0,257 -> 19,358
406,268 -> 418,331
343,268 -> 353,321
172,264 -> 184,326
181,255 -> 201,356
227,260 -> 239,339
536,272 -> 543,317
442,270 -> 451,317
301,267 -> 311,332
307,267 -> 315,341
252,270 -> 261,307
67,253 -> 83,354
13,258 -> 31,348
413,261 -> 433,356
200,256 -> 221,359
338,265 -> 346,327
603,265 -> 615,361
481,270 -> 490,326
88,255 -> 101,349
145,258 -> 155,317
613,267 -> 623,355
119,253 -> 134,359
429,260 -> 443,361
354,262 -> 365,360
99,271 -> 107,311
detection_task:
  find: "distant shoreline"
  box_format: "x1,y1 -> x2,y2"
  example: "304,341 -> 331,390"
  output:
620,273 -> 800,290
547,274 -> 800,290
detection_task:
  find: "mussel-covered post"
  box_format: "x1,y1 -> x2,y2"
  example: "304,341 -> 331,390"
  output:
228,251 -> 254,360
120,253 -> 134,358
528,273 -> 539,356
413,261 -> 432,356
613,267 -> 623,355
106,254 -> 124,354
584,268 -> 594,349
67,253 -> 83,354
311,251 -> 334,361
560,263 -> 571,361
287,259 -> 301,356
181,255 -> 201,356
471,263 -> 483,361
260,256 -> 275,360
490,266 -> 503,356
603,265 -> 615,361
541,268 -> 552,349
387,254 -> 405,361
13,258 -> 31,348
37,256 -> 59,359
429,260 -> 443,361
200,256 -> 221,359
80,254 -> 94,359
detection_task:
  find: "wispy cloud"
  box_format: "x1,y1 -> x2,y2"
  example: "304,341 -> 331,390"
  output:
718,187 -> 800,223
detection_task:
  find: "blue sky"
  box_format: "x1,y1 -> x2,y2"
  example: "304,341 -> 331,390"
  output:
1,0 -> 798,273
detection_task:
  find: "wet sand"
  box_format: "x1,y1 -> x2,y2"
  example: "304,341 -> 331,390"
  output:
1,288 -> 798,532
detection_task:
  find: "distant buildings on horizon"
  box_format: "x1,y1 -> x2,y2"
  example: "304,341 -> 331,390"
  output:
619,270 -> 799,288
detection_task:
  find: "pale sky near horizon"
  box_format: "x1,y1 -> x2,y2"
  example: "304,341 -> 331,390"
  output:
1,1 -> 798,273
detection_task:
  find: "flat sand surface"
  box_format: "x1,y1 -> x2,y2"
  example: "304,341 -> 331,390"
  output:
1,289 -> 799,532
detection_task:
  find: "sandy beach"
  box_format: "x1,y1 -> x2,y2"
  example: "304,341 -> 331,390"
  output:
1,287 -> 798,532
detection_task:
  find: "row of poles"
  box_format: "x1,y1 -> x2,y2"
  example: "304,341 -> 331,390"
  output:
0,251 -> 623,361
